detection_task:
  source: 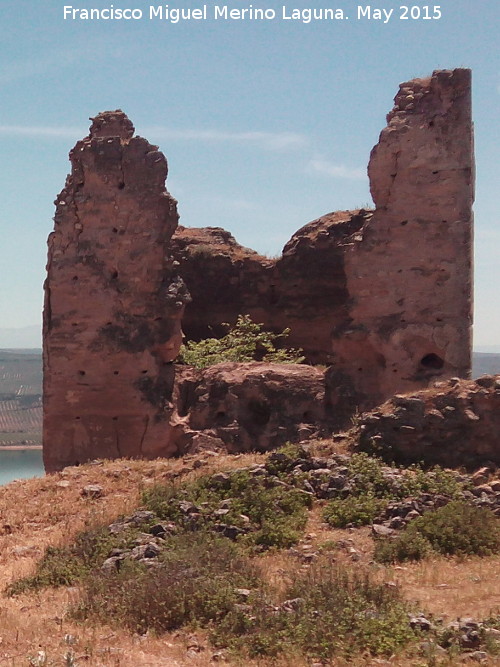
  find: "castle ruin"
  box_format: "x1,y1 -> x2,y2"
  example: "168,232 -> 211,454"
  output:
43,69 -> 474,471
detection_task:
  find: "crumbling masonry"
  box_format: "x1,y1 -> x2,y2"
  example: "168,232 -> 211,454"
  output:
172,69 -> 474,420
43,112 -> 190,472
43,69 -> 474,470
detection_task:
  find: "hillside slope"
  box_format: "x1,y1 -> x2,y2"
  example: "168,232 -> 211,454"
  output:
0,450 -> 499,666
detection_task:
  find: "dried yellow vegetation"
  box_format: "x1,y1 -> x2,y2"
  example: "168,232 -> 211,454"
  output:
0,452 -> 498,666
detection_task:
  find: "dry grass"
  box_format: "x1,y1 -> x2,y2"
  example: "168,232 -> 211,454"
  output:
0,453 -> 499,665
387,554 -> 500,619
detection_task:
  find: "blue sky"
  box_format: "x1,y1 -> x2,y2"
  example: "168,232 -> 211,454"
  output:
0,0 -> 498,348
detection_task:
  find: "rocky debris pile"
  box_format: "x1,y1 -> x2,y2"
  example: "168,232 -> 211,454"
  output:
173,362 -> 332,454
355,375 -> 500,468
101,509 -> 183,571
92,447 -> 500,575
265,448 -> 500,530
409,614 -> 500,662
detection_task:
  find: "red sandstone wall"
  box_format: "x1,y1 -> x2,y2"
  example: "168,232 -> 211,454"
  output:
43,70 -> 474,469
171,210 -> 371,365
328,68 -> 474,415
173,69 -> 474,421
43,111 -> 190,472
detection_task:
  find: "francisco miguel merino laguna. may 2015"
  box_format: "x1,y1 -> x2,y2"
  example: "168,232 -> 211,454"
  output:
63,5 -> 351,23
63,5 -> 443,23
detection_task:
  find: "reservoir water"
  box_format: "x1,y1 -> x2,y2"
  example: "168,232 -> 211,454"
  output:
0,449 -> 44,486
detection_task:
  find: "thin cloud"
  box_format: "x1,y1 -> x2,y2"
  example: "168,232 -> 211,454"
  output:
145,127 -> 309,150
0,124 -> 309,151
0,52 -> 78,85
205,195 -> 257,212
0,39 -> 124,85
0,125 -> 81,138
307,157 -> 366,180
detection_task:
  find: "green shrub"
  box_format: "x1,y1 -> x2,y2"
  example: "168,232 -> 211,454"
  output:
410,501 -> 500,556
8,525 -> 127,595
142,469 -> 311,550
347,452 -> 390,496
397,465 -> 467,499
178,314 -> 305,368
324,493 -> 388,528
265,442 -> 311,477
213,557 -> 416,660
344,453 -> 465,502
74,531 -> 260,634
374,501 -> 500,563
374,530 -> 433,563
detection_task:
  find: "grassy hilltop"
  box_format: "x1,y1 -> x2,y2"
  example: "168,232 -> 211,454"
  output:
0,443 -> 499,666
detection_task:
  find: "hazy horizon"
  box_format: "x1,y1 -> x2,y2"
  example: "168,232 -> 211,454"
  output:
1,326 -> 499,354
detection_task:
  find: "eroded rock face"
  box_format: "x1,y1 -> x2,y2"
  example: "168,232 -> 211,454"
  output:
172,362 -> 331,453
43,69 -> 475,469
356,376 -> 500,468
173,69 -> 474,421
329,68 -> 474,416
171,226 -> 275,343
43,111 -> 190,472
171,210 -> 371,365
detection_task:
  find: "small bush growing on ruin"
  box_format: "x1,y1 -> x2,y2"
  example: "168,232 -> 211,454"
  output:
374,501 -> 500,563
324,492 -> 388,528
178,314 -> 305,368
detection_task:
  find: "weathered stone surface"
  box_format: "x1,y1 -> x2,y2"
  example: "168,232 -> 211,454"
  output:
172,362 -> 331,453
170,226 -> 274,343
43,110 -> 190,472
173,69 -> 474,421
356,375 -> 500,468
43,70 -> 475,468
171,210 -> 370,365
329,68 -> 474,416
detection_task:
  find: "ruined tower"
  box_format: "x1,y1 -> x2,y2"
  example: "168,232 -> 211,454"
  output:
171,69 -> 474,421
327,68 -> 474,415
43,111 -> 190,472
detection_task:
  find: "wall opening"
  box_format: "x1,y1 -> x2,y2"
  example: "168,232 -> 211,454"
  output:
420,353 -> 444,370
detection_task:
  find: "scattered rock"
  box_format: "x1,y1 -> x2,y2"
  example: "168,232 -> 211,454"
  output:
356,375 -> 500,467
371,524 -> 395,538
81,484 -> 104,499
129,543 -> 161,560
463,651 -> 488,662
409,615 -> 433,632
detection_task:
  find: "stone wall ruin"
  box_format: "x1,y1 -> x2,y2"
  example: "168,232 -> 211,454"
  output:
172,69 -> 474,420
43,69 -> 474,470
43,111 -> 190,472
